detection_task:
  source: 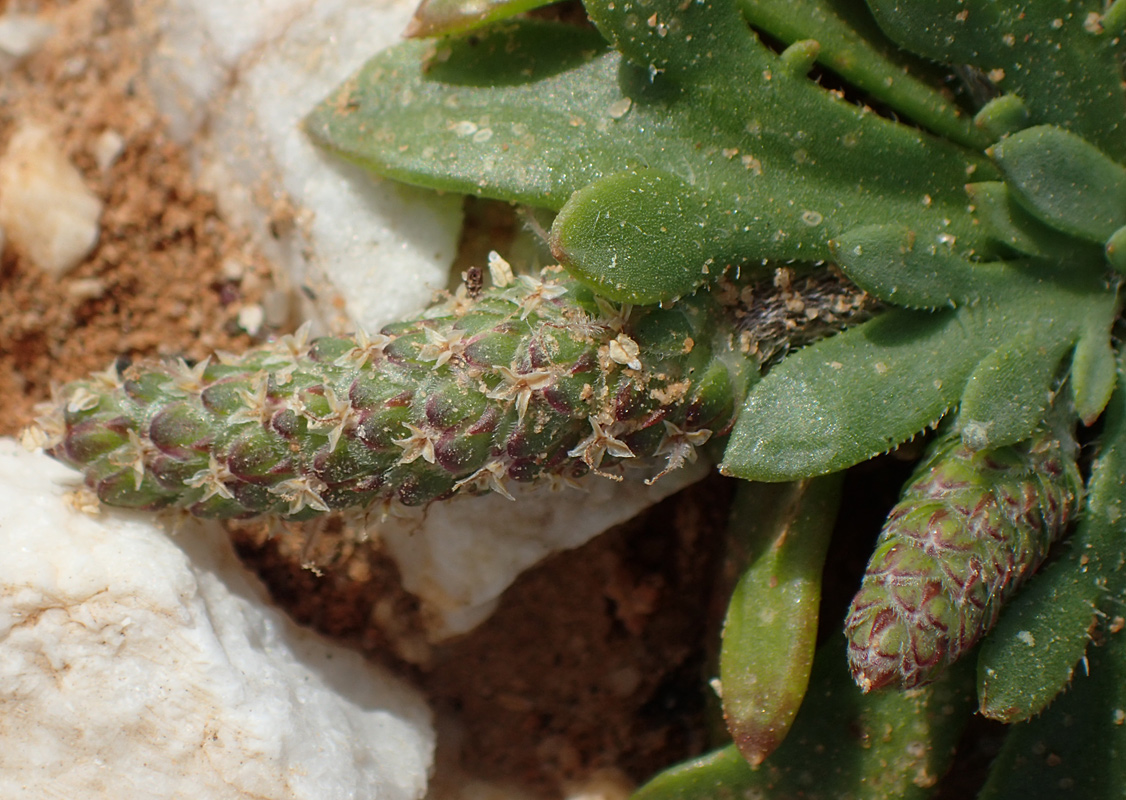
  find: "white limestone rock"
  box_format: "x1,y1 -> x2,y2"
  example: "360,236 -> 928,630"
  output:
0,440 -> 433,800
138,0 -> 463,334
0,122 -> 103,278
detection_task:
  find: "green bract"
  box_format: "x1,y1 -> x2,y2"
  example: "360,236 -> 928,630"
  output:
39,0 -> 1126,795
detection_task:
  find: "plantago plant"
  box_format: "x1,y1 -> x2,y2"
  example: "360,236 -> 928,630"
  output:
32,0 -> 1126,795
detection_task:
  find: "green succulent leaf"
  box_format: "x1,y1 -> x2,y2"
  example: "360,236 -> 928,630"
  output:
864,0 -> 1126,160
978,626 -> 1126,799
977,358 -> 1126,723
727,239 -> 1117,480
956,325 -> 1072,451
549,169 -> 736,303
1107,0 -> 1126,37
722,307 -> 990,481
832,224 -> 994,309
305,22 -> 617,207
404,0 -> 554,38
965,181 -> 1105,264
632,636 -> 973,800
1106,225 -> 1126,275
1070,319 -> 1120,425
735,0 -> 986,148
992,125 -> 1126,244
973,94 -> 1031,142
719,475 -> 842,767
308,2 -> 993,300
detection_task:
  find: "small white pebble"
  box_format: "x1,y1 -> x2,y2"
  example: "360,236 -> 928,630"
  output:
91,129 -> 125,172
607,97 -> 632,119
0,13 -> 55,68
564,768 -> 634,800
220,256 -> 246,281
60,54 -> 87,78
0,122 -> 103,278
0,442 -> 435,800
261,288 -> 292,329
237,304 -> 266,335
66,277 -> 107,301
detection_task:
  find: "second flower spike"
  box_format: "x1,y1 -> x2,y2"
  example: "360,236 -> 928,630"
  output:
845,411 -> 1083,692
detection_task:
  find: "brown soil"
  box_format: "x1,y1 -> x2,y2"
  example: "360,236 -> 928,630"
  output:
0,0 -> 274,432
0,1 -> 729,796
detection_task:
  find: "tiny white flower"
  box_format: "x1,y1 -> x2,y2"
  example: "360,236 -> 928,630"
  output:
270,475 -> 331,516
486,366 -> 554,422
454,460 -> 515,500
109,430 -> 158,491
334,328 -> 394,370
568,417 -> 635,471
22,400 -> 66,451
308,385 -> 359,452
516,274 -> 568,319
393,422 -> 440,465
165,357 -> 211,394
417,327 -> 467,368
228,375 -> 273,426
594,296 -> 632,332
186,454 -> 237,503
608,333 -> 642,370
65,386 -> 100,414
646,421 -> 712,484
89,363 -> 125,392
263,320 -> 314,368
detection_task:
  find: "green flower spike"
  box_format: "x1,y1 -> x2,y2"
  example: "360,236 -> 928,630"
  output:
845,410 -> 1083,692
38,272 -> 741,517
35,269 -> 867,520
